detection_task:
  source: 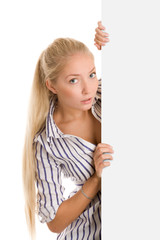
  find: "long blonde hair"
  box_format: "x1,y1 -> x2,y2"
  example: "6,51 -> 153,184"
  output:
22,37 -> 94,239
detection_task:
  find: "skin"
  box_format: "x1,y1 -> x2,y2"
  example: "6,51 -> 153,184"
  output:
45,21 -> 114,233
94,21 -> 110,50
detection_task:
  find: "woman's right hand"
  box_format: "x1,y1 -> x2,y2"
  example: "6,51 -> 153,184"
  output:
93,143 -> 114,178
94,21 -> 110,50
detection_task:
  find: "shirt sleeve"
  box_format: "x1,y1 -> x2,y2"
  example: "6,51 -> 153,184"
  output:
35,140 -> 65,223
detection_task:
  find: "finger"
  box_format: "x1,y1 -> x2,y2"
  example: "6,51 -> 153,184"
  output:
103,161 -> 111,167
93,146 -> 114,162
94,157 -> 112,170
95,27 -> 109,38
94,39 -> 108,47
96,143 -> 113,149
95,159 -> 111,177
97,21 -> 106,30
94,43 -> 101,50
96,152 -> 113,164
103,153 -> 113,161
95,36 -> 109,46
96,161 -> 111,175
93,143 -> 114,159
94,34 -> 109,44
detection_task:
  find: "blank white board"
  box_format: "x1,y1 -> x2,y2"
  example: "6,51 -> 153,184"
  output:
102,1 -> 160,239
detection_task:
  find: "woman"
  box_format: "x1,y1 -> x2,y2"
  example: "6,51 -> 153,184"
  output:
23,21 -> 114,240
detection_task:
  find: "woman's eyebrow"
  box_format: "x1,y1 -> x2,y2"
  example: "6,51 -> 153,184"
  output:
65,67 -> 95,79
89,67 -> 96,73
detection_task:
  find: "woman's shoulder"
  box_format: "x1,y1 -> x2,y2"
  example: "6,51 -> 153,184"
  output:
33,126 -> 56,161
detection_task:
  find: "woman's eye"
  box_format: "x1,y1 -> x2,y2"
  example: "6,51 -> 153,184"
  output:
69,78 -> 78,84
90,72 -> 96,78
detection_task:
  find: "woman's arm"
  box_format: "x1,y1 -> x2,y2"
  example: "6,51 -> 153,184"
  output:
47,172 -> 101,233
94,21 -> 110,50
35,140 -> 99,233
47,143 -> 114,233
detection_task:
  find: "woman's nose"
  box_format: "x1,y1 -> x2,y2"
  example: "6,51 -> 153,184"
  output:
81,81 -> 90,94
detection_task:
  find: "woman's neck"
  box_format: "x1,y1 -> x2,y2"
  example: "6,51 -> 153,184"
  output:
54,102 -> 91,124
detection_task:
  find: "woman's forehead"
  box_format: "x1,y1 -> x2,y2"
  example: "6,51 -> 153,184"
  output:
63,66 -> 95,80
64,53 -> 94,69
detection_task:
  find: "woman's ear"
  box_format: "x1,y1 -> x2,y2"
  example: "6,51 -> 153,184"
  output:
46,79 -> 57,94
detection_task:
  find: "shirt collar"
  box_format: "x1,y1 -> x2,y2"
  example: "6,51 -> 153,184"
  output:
46,95 -> 65,142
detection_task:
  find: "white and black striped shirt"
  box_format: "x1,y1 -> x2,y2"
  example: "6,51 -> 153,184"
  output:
34,78 -> 101,240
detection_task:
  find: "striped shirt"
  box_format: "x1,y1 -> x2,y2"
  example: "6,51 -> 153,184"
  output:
34,78 -> 101,239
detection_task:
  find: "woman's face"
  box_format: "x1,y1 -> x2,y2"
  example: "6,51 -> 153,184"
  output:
47,53 -> 99,112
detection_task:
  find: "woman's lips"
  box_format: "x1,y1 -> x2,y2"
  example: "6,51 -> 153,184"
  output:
81,97 -> 92,104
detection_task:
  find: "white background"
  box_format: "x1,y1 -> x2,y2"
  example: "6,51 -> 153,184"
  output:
102,0 -> 160,239
0,1 -> 101,240
1,1 -> 160,240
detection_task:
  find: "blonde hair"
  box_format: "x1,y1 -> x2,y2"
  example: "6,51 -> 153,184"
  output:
22,37 -> 94,239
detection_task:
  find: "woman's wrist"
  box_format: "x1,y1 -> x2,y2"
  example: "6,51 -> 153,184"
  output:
92,172 -> 101,191
81,185 -> 94,200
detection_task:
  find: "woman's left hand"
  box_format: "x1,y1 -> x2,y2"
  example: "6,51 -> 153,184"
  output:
94,21 -> 110,50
